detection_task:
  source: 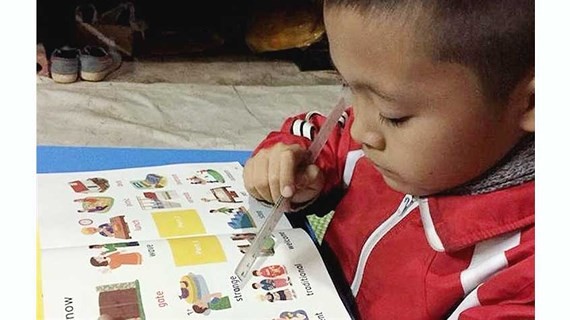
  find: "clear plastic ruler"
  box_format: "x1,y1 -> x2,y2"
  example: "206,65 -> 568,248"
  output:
234,92 -> 349,286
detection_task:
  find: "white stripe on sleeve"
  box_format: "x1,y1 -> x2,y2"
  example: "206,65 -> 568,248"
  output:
459,231 -> 521,294
291,119 -> 303,137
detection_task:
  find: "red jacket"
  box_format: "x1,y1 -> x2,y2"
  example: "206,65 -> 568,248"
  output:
254,108 -> 534,319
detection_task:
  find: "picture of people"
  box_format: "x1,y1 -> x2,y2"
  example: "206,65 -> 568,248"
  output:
262,289 -> 297,302
187,169 -> 225,185
252,265 -> 288,278
89,241 -> 140,254
82,224 -> 115,237
74,196 -> 114,213
89,251 -> 143,270
80,216 -> 131,239
130,173 -> 167,189
179,272 -> 231,315
191,292 -> 231,315
274,310 -> 310,320
69,177 -> 110,193
252,277 -> 292,291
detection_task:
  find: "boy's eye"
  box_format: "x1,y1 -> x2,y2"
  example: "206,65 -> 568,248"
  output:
379,114 -> 410,127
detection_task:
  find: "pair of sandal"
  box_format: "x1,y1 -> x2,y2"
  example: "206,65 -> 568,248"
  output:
50,45 -> 122,84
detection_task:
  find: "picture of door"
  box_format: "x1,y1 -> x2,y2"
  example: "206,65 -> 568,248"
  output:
97,280 -> 146,320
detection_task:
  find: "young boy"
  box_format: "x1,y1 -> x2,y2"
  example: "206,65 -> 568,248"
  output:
244,1 -> 534,319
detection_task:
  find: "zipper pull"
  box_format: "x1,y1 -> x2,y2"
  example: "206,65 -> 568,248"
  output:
397,194 -> 416,216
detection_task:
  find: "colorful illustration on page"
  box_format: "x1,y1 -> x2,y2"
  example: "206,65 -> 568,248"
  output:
252,276 -> 292,291
227,207 -> 256,229
275,310 -> 310,320
187,169 -> 225,185
89,241 -> 140,254
88,242 -> 142,272
130,173 -> 167,189
137,190 -> 181,210
96,280 -> 146,320
260,289 -> 297,302
201,186 -> 244,203
80,215 -> 131,239
252,264 -> 288,278
69,177 -> 110,193
179,272 -> 232,315
75,196 -> 114,213
251,263 -> 293,294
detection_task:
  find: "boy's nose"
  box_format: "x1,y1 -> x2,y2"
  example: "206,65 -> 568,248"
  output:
350,114 -> 386,151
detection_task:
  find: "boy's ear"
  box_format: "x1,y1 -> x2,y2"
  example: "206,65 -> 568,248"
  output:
519,75 -> 535,132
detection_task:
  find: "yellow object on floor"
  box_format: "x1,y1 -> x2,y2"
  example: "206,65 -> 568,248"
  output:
246,0 -> 325,53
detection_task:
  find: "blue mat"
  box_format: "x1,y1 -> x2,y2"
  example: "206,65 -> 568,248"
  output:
37,145 -> 252,173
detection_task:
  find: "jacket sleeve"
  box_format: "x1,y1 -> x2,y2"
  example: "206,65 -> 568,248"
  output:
457,236 -> 534,320
252,108 -> 356,216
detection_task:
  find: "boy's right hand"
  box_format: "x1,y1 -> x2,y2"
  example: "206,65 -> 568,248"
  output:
244,143 -> 325,205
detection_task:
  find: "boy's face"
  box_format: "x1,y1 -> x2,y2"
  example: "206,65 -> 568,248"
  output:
325,8 -> 528,196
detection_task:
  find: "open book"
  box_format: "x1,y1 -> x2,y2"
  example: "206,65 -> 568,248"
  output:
37,162 -> 351,319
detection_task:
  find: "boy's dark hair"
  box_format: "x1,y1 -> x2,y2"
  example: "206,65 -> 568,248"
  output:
325,0 -> 534,104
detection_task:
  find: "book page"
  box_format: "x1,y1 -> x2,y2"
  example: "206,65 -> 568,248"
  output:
40,228 -> 352,319
37,162 -> 292,249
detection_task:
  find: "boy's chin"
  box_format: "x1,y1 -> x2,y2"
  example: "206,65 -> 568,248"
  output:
381,175 -> 434,197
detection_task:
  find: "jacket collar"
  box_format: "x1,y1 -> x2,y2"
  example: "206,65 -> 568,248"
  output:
419,181 -> 534,252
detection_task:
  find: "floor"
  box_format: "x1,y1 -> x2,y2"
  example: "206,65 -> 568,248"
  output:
37,57 -> 343,151
108,57 -> 341,86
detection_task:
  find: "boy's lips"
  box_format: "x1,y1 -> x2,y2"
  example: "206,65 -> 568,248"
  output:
372,162 -> 397,177
362,148 -> 399,178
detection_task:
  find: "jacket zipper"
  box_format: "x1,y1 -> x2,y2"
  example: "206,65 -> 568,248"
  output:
350,194 -> 419,296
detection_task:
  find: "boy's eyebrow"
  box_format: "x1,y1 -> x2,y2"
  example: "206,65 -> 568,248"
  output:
329,57 -> 399,102
352,81 -> 398,102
